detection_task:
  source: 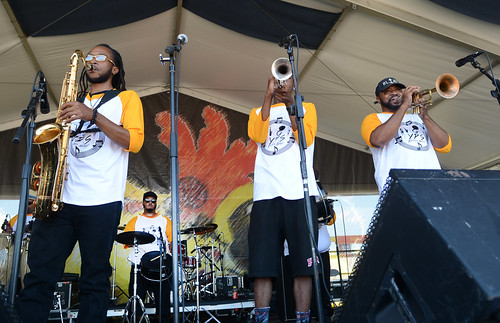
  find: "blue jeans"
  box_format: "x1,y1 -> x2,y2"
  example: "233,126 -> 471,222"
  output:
18,201 -> 122,322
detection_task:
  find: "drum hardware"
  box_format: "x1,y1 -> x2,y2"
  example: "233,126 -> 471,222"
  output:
116,231 -> 155,323
110,225 -> 127,302
0,233 -> 13,287
183,225 -> 222,323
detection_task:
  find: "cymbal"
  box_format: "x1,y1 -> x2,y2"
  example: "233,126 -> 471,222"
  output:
180,226 -> 206,235
181,223 -> 218,236
204,223 -> 218,233
115,231 -> 155,245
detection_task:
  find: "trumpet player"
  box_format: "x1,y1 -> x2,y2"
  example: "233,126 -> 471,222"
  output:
18,44 -> 144,322
247,65 -> 319,323
361,77 -> 452,193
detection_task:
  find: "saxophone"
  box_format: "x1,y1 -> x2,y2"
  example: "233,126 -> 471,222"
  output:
31,50 -> 86,218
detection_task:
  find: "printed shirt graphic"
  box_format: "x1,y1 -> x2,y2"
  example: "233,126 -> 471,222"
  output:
361,113 -> 442,192
395,120 -> 430,151
70,122 -> 106,158
261,117 -> 295,156
248,103 -> 319,201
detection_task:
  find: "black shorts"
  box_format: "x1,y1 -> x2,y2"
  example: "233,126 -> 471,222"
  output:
248,196 -> 318,278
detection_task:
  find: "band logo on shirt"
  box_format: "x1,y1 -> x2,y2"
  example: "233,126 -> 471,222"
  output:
261,117 -> 295,156
394,120 -> 430,151
70,122 -> 105,158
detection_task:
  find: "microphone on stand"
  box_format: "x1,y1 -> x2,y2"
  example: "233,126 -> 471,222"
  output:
455,51 -> 483,67
39,72 -> 50,114
177,33 -> 188,45
278,34 -> 296,47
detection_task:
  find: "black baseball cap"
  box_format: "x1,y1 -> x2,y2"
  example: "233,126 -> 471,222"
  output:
375,77 -> 406,96
143,191 -> 157,201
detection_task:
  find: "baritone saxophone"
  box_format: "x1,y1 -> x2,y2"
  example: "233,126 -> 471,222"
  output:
31,50 -> 88,218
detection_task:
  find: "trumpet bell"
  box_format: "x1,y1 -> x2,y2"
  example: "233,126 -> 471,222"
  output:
271,57 -> 292,82
435,73 -> 459,99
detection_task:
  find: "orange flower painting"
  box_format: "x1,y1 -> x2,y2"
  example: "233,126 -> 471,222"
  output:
156,105 -> 256,228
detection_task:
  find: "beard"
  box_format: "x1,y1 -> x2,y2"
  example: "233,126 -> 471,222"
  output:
380,94 -> 402,111
87,68 -> 113,85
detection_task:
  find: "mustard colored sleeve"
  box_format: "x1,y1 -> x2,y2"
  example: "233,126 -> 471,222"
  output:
8,215 -> 17,228
119,91 -> 145,153
361,113 -> 382,148
123,216 -> 139,249
124,216 -> 138,232
434,134 -> 452,153
248,107 -> 270,143
165,217 -> 173,244
292,102 -> 317,147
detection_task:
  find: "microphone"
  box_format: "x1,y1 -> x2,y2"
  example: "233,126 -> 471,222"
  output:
177,33 -> 188,45
39,72 -> 50,114
278,34 -> 296,47
455,51 -> 483,67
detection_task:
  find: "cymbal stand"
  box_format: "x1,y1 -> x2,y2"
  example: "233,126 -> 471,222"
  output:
192,234 -> 221,323
111,241 -> 118,303
122,237 -> 150,323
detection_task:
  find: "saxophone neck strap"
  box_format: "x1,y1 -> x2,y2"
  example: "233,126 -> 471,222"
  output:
71,89 -> 122,137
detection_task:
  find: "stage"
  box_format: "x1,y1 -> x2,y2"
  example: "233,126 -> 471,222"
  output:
62,298 -> 255,322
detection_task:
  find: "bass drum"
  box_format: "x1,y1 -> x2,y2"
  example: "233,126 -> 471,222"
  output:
140,251 -> 172,282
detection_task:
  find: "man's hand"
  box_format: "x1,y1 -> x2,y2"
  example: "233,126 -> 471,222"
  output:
59,101 -> 93,123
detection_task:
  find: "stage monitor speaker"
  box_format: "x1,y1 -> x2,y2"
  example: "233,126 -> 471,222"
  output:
338,169 -> 500,323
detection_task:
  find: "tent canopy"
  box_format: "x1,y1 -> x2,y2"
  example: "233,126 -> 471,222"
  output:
1,0 -> 500,173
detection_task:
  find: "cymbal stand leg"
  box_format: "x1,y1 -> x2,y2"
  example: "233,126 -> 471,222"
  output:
194,235 -> 200,323
122,238 -> 150,323
111,241 -> 118,302
211,236 -> 216,296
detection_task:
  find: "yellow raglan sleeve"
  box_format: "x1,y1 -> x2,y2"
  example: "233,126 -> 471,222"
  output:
361,113 -> 382,148
119,91 -> 145,153
123,216 -> 138,249
434,135 -> 452,153
292,102 -> 317,147
248,107 -> 270,143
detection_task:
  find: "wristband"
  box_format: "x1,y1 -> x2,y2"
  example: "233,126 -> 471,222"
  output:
90,108 -> 98,125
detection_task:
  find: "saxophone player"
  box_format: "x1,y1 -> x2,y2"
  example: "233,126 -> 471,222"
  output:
18,44 -> 144,322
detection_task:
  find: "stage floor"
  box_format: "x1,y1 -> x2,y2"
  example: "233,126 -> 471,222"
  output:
63,297 -> 255,322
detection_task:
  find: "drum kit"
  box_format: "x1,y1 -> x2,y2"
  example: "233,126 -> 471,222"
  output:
0,230 -> 31,289
114,222 -> 225,322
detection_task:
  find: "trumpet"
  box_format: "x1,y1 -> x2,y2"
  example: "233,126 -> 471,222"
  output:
271,57 -> 292,88
412,73 -> 459,113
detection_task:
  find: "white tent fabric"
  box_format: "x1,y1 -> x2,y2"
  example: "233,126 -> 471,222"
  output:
1,0 -> 500,172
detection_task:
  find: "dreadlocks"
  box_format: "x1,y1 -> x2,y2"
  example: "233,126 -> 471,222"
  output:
78,43 -> 126,98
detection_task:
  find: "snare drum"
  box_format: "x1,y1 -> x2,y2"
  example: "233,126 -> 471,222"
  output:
183,256 -> 196,268
140,251 -> 172,282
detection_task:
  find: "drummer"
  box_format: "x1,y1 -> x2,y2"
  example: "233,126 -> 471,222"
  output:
123,191 -> 172,322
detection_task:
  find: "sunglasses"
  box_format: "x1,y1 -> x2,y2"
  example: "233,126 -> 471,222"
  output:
85,54 -> 116,66
144,198 -> 156,203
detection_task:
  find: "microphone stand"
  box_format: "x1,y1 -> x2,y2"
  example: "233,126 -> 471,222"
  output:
470,58 -> 500,106
8,71 -> 45,307
283,39 -> 324,323
159,40 -> 185,323
158,226 -> 165,322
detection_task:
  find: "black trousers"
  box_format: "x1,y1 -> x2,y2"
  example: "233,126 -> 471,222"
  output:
18,201 -> 122,323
